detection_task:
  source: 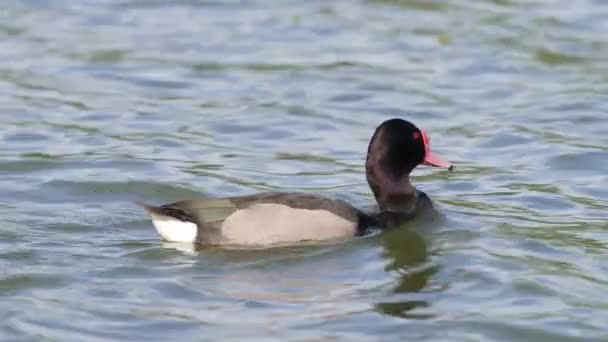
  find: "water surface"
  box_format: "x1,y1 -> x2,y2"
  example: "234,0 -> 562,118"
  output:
1,0 -> 608,340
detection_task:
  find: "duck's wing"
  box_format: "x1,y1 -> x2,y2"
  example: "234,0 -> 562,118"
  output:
230,192 -> 364,223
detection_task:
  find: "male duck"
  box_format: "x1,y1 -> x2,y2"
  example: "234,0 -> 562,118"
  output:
137,118 -> 452,245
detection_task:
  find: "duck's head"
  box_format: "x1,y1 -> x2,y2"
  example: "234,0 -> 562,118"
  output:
365,118 -> 452,210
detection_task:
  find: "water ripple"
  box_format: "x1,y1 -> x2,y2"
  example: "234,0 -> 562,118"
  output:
0,0 -> 607,341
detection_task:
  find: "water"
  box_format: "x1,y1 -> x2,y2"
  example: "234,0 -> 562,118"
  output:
1,0 -> 607,340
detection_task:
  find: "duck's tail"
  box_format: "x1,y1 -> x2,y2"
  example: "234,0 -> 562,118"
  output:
134,201 -> 198,243
133,200 -> 195,223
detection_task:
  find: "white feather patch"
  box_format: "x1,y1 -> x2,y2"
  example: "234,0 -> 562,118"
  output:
150,213 -> 197,243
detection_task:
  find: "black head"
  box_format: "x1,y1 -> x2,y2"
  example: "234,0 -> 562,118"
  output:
365,118 -> 451,210
366,119 -> 426,178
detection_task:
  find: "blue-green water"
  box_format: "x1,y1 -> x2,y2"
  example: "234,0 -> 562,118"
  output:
1,0 -> 608,340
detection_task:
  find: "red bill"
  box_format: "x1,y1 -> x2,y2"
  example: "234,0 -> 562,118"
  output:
420,130 -> 453,170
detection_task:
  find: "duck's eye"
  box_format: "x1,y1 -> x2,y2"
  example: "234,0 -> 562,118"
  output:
412,132 -> 421,141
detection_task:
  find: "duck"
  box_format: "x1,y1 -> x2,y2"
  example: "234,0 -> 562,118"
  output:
136,118 -> 452,245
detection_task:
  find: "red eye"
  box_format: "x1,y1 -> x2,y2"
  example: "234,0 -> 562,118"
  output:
413,132 -> 421,140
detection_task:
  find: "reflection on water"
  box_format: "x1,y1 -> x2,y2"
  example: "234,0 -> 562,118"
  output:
377,225 -> 437,319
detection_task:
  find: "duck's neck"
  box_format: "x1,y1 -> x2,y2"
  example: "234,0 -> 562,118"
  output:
367,169 -> 418,215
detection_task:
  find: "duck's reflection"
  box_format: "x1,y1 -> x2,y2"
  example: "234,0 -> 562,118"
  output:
375,220 -> 439,319
161,241 -> 199,255
161,217 -> 442,320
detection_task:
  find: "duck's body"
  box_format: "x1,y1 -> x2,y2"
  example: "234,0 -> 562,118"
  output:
138,118 -> 452,246
138,190 -> 435,245
139,192 -> 367,245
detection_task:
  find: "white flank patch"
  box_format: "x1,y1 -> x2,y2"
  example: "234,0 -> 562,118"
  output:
150,213 -> 197,243
220,203 -> 357,245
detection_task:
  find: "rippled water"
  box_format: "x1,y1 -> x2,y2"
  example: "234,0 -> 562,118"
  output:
1,0 -> 608,340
